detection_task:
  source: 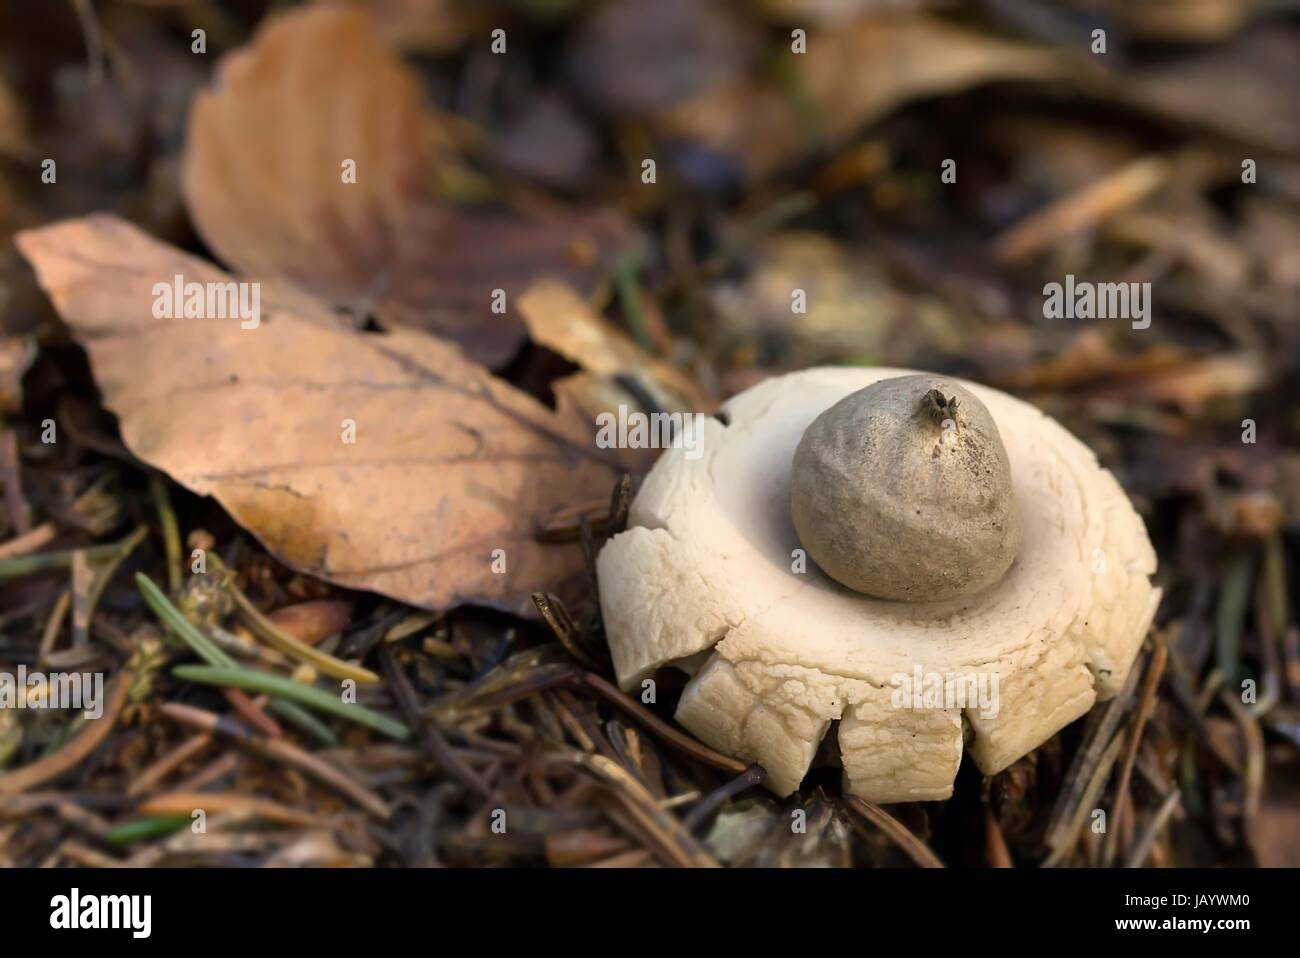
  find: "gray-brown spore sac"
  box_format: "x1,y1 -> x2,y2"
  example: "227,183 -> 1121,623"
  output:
790,374 -> 1021,602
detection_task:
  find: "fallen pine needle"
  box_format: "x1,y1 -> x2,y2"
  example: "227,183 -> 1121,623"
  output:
137,573 -> 337,745
0,672 -> 129,794
172,664 -> 410,740
212,556 -> 380,684
159,701 -> 392,819
844,795 -> 945,868
136,791 -> 341,830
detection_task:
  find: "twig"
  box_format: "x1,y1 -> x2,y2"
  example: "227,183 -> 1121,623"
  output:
159,702 -> 391,819
1215,549 -> 1257,688
682,764 -> 766,832
69,0 -> 106,86
1042,730 -> 1127,867
1044,660 -> 1141,849
550,752 -> 718,868
0,429 -> 32,534
149,473 -> 183,594
0,525 -> 146,580
136,791 -> 341,830
0,522 -> 55,560
0,672 -> 130,794
377,645 -> 489,798
1219,688 -> 1265,858
127,733 -> 211,797
533,592 -> 603,671
1102,639 -> 1169,867
994,155 -> 1169,263
579,672 -> 749,775
37,589 -> 72,666
215,558 -> 379,684
137,573 -> 337,745
844,796 -> 945,868
1125,788 -> 1183,868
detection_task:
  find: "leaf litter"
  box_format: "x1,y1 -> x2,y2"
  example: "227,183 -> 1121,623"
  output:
0,0 -> 1297,868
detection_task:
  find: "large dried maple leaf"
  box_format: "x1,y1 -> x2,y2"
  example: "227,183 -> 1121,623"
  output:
183,5 -> 630,368
16,215 -> 634,616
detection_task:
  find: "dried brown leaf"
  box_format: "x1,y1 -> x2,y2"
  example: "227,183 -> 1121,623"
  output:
658,14 -> 1062,181
1125,28 -> 1300,153
518,281 -> 711,413
16,215 -> 633,616
183,5 -> 631,368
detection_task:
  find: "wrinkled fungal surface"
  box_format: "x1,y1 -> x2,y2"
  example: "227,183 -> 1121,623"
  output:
597,367 -> 1160,802
791,374 -> 1021,601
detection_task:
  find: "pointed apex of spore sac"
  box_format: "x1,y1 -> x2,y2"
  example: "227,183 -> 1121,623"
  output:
922,386 -> 960,430
790,374 -> 1021,602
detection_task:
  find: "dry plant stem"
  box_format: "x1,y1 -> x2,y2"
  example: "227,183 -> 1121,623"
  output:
222,690 -> 282,738
682,764 -> 766,832
579,672 -> 750,775
137,791 -> 340,830
377,645 -> 490,798
1164,641 -> 1241,774
0,429 -> 32,534
69,0 -> 106,86
1125,787 -> 1183,868
448,662 -> 749,775
148,473 -> 183,594
1218,688 -> 1264,856
37,589 -> 72,665
0,522 -> 55,560
1043,662 -> 1141,849
0,524 -> 146,580
0,672 -> 130,795
127,733 -> 212,797
221,571 -> 380,684
122,811 -> 262,867
1250,533 -> 1287,717
55,801 -> 112,839
557,689 -> 623,766
1216,549 -> 1255,686
159,702 -> 391,819
58,840 -> 117,868
1042,731 -> 1127,867
71,551 -> 92,647
994,155 -> 1170,263
80,525 -> 148,645
136,573 -> 338,744
533,591 -> 603,670
1102,639 -> 1169,867
172,752 -> 239,795
550,752 -> 718,868
844,796 -> 945,868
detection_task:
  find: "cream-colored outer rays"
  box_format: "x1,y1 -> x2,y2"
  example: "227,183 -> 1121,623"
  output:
597,367 -> 1159,802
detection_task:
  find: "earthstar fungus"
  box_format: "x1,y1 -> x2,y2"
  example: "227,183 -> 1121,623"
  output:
791,374 -> 1021,602
597,367 -> 1160,801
